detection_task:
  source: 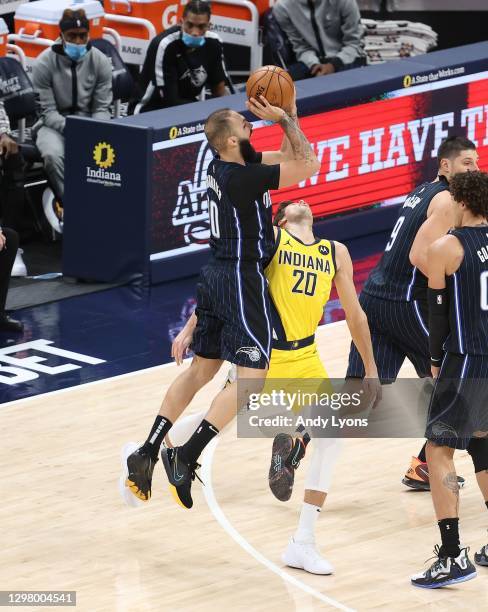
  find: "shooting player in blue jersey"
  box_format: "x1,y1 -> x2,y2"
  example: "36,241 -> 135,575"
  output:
121,90 -> 322,509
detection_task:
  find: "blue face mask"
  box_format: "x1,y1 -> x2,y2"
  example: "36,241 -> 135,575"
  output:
181,31 -> 206,48
64,41 -> 88,61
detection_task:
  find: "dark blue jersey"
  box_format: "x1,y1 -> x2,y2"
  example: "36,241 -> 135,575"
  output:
446,226 -> 488,356
363,179 -> 449,301
206,153 -> 280,262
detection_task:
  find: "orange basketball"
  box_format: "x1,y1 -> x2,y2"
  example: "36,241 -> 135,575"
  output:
246,65 -> 295,110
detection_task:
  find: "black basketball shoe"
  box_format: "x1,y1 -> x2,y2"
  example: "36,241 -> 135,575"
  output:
125,444 -> 158,502
411,546 -> 476,588
475,544 -> 488,566
161,447 -> 202,509
268,434 -> 307,502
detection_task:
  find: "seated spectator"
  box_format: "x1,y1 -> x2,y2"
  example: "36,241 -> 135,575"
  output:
0,100 -> 27,277
32,8 -> 112,201
273,0 -> 365,81
0,225 -> 23,332
135,0 -> 229,112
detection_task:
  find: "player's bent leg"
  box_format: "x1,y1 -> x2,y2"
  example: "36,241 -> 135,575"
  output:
159,355 -> 224,423
123,356 -> 222,504
161,364 -> 268,509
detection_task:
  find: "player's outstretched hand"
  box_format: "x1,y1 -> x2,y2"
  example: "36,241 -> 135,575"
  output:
171,325 -> 194,365
246,95 -> 286,123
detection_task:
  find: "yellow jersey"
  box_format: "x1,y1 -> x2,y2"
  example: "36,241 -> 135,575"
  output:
265,228 -> 336,342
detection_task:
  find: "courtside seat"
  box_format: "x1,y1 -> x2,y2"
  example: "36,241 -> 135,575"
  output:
261,8 -> 296,70
91,38 -> 134,115
0,56 -> 37,138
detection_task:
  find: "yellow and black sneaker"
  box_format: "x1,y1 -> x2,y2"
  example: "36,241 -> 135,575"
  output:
125,444 -> 158,502
161,447 -> 202,509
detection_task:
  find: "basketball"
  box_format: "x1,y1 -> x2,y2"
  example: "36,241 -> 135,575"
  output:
246,65 -> 295,109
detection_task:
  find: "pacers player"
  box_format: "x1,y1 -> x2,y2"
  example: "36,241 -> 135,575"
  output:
347,136 -> 479,490
121,91 -> 321,508
411,171 -> 488,588
168,200 -> 381,574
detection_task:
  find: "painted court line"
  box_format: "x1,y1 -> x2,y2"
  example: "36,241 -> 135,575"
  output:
201,437 -> 355,612
1,321 -> 347,409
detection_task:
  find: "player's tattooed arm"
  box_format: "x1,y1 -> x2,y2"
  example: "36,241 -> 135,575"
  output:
277,112 -> 316,166
247,95 -> 319,183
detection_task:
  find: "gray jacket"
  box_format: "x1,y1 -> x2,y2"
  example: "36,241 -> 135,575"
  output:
32,42 -> 112,135
273,0 -> 364,70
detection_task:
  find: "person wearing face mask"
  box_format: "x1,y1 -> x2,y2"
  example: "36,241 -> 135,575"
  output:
31,8 -> 112,201
134,0 -> 229,113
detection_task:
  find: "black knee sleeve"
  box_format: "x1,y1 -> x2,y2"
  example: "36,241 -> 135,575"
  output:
467,437 -> 488,473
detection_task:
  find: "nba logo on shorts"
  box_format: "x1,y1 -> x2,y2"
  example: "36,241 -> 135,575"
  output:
236,346 -> 261,362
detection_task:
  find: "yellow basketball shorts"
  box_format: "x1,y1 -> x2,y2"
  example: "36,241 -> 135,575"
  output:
263,343 -> 332,413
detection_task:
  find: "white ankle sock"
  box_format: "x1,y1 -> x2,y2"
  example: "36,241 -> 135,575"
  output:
294,502 -> 321,543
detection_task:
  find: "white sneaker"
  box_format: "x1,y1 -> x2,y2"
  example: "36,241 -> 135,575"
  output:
11,249 -> 27,277
118,442 -> 145,508
282,538 -> 334,575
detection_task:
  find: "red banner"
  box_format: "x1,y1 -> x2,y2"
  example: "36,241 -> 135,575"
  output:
150,74 -> 488,257
250,77 -> 488,217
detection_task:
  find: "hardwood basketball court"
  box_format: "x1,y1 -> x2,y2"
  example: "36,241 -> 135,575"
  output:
2,321 -> 486,611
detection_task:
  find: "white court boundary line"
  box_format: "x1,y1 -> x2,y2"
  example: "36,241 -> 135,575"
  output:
1,321 -> 347,409
201,437 -> 355,612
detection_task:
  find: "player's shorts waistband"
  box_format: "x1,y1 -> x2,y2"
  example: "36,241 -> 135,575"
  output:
272,334 -> 315,351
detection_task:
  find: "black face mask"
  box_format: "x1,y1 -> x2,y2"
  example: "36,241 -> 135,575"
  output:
239,139 -> 260,164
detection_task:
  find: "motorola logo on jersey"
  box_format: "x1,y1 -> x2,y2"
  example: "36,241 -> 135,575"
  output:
319,245 -> 330,256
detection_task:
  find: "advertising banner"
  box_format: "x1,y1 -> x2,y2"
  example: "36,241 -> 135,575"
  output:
150,71 -> 488,260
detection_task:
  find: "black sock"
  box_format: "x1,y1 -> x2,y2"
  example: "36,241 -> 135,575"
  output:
418,442 -> 427,463
180,419 -> 219,465
438,518 -> 460,558
141,415 -> 173,460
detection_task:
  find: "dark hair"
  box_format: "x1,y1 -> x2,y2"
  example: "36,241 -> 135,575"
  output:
273,200 -> 293,226
205,108 -> 233,151
437,136 -> 476,165
450,171 -> 488,218
183,0 -> 211,18
59,8 -> 89,32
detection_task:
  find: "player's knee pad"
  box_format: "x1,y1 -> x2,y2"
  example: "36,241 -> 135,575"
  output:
304,438 -> 343,493
467,437 -> 488,473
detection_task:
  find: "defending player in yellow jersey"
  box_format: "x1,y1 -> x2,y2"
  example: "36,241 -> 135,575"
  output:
265,219 -> 335,381
166,199 -> 380,575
